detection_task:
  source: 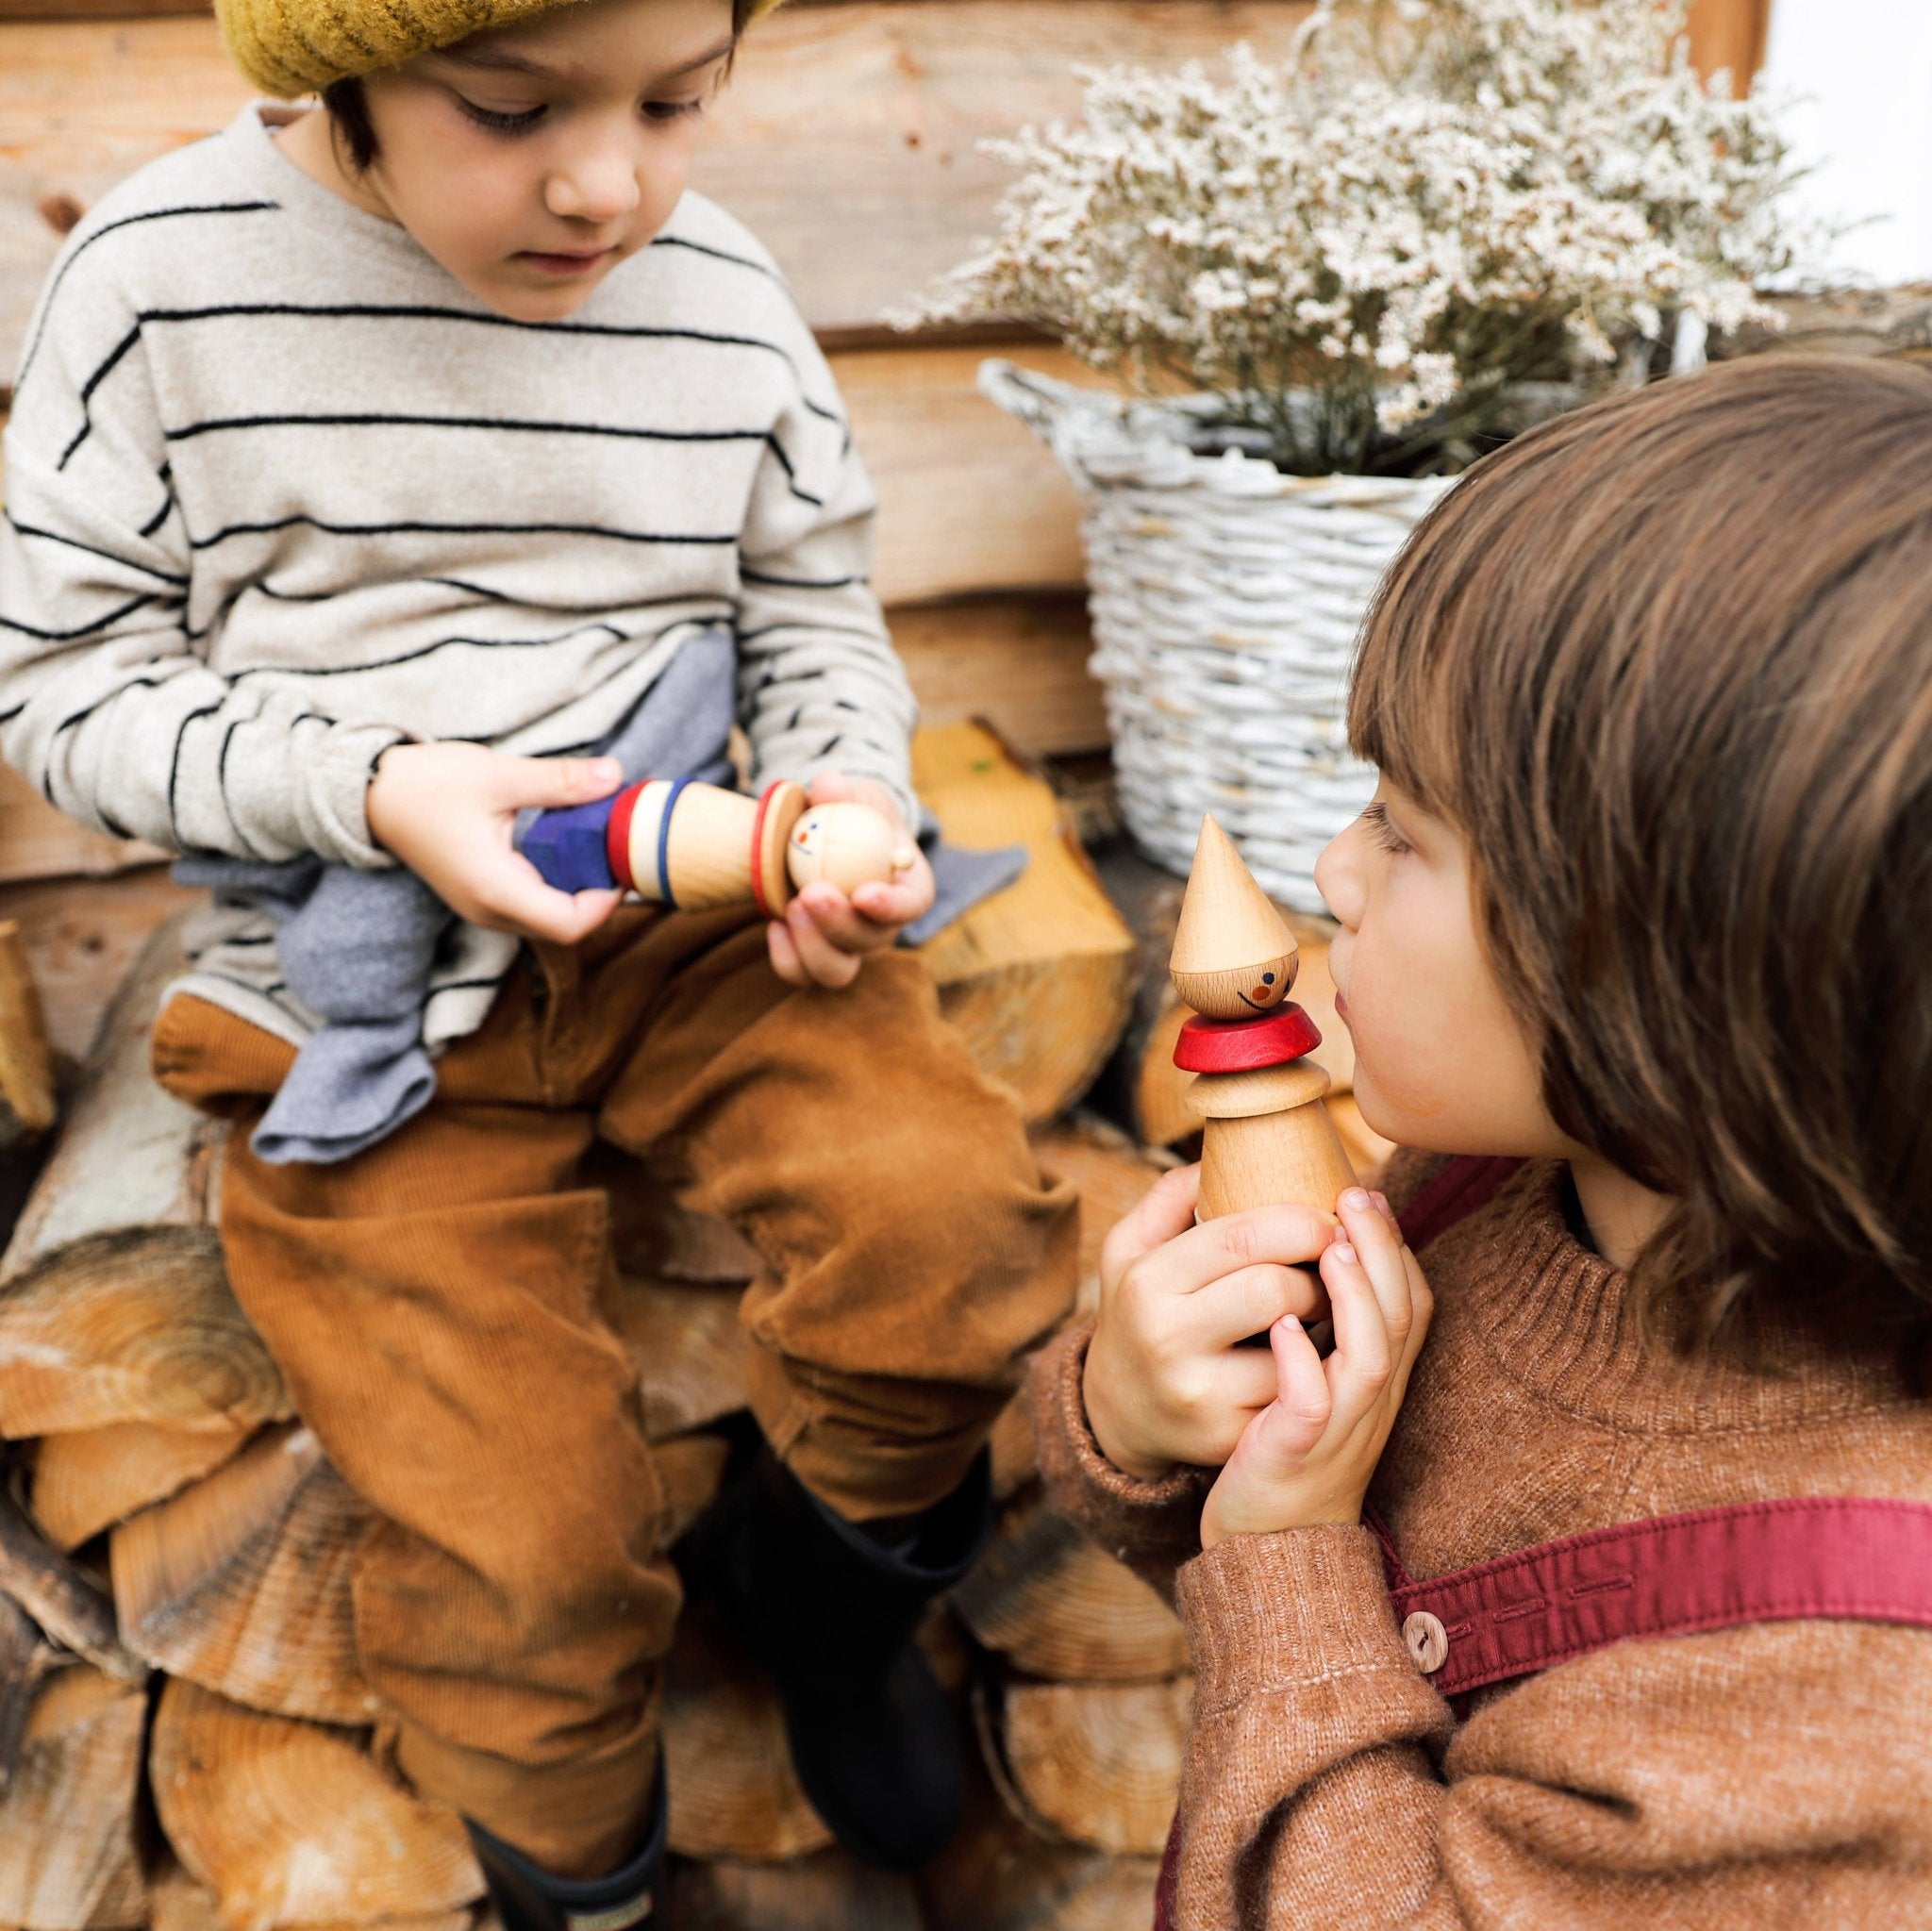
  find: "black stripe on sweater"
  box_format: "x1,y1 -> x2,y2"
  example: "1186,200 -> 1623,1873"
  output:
5,515 -> 188,588
648,234 -> 782,281
187,515 -> 739,554
740,567 -> 866,591
160,414 -> 824,509
227,617 -> 630,679
0,591 -> 158,642
14,200 -> 281,399
166,698 -> 225,846
110,305 -> 846,424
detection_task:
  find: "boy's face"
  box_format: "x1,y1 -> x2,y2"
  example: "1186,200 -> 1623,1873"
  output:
1317,783 -> 1571,1160
350,0 -> 737,321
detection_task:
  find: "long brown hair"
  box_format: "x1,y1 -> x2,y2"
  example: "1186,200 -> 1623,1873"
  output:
1350,356 -> 1932,1351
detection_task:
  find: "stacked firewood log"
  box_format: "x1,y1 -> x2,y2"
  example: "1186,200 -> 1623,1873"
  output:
0,728 -> 1381,1930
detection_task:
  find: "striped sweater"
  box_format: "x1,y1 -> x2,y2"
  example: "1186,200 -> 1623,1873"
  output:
0,104 -> 917,1053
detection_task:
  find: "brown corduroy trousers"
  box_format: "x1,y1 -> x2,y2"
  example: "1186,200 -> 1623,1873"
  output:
150,902 -> 1077,1876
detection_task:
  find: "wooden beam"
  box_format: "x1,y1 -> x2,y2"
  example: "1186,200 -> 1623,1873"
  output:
0,3 -> 1316,375
1686,0 -> 1772,92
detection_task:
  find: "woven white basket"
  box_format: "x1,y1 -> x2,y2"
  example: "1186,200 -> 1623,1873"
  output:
983,359 -> 1457,912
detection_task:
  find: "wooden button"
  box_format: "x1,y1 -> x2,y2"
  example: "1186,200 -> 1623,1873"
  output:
1403,1610 -> 1449,1674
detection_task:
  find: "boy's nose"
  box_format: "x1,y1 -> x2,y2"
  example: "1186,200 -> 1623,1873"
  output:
1314,829 -> 1361,929
545,149 -> 644,225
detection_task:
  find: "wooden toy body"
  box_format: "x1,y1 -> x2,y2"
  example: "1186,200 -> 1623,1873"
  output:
612,780 -> 907,915
1190,1060 -> 1357,1221
1168,814 -> 1357,1220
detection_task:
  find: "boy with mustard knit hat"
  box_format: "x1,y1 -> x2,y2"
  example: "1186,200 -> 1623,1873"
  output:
0,1 -> 1076,1923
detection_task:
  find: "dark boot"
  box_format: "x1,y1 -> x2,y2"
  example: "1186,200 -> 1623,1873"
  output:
466,1772 -> 666,1931
686,1442 -> 992,1872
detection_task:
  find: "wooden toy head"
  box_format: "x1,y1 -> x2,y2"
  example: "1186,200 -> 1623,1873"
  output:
787,801 -> 907,896
1169,815 -> 1300,1022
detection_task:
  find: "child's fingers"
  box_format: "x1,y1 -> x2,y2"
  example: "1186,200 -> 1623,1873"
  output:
849,858 -> 935,929
494,754 -> 624,811
476,863 -> 621,943
767,917 -> 808,988
1246,1316 -> 1331,1463
1337,1189 -> 1421,1349
783,897 -> 861,988
1318,1237 -> 1394,1431
791,883 -> 877,951
1098,1165 -> 1203,1283
1189,1261 -> 1327,1351
1153,1203 -> 1341,1300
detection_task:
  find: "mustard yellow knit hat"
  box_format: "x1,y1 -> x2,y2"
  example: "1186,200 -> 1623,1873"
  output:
217,0 -> 788,99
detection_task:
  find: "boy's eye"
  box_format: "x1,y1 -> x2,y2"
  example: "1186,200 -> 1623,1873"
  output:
1360,801 -> 1412,857
643,99 -> 707,122
457,96 -> 547,134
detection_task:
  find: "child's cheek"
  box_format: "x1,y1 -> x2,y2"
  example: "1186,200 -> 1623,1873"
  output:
1341,957 -> 1456,1130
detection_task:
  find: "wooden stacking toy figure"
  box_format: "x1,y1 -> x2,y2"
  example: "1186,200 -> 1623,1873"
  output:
522,777 -> 914,915
1170,815 -> 1357,1220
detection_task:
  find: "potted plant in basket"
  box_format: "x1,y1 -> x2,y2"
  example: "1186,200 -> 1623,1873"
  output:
899,0 -> 1815,908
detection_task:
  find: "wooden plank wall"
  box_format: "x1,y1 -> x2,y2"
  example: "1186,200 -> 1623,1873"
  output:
0,0 -> 1772,1061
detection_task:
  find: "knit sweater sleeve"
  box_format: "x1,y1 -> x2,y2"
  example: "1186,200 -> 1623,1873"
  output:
0,241 -> 402,868
733,325 -> 917,833
1027,1321 -> 1214,1605
1171,1533 -> 1932,1926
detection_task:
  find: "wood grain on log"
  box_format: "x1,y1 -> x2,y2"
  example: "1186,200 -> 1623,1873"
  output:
915,722 -> 1137,1124
652,1429 -> 732,1549
0,1664 -> 149,1931
0,924 -> 289,1442
0,1590 -> 59,1789
0,869 -> 199,1065
32,1415 -> 252,1552
920,1769 -> 1161,1931
983,1673 -> 1192,1856
113,1423 -> 377,1724
0,5 -> 1319,375
0,768 -> 169,890
0,921 -> 55,1151
603,1276 -> 753,1442
151,1678 -> 482,1931
1031,1114 -> 1176,1310
665,1847 -> 923,1931
148,1861 -> 473,1931
662,1606 -> 833,1862
0,1483 -> 145,1683
953,1491 -> 1187,1682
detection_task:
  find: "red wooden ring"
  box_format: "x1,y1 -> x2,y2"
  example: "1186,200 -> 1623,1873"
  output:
607,781 -> 643,894
1174,1005 -> 1323,1073
748,781 -> 783,922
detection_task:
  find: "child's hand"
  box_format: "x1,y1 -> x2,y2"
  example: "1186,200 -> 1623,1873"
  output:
366,741 -> 625,944
767,772 -> 933,990
1198,1189 -> 1432,1549
1082,1164 -> 1340,1481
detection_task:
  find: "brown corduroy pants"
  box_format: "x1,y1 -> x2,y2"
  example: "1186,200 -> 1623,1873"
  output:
150,902 -> 1077,1876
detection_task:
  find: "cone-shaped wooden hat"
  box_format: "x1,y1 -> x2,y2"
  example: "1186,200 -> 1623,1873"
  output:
1171,816 -> 1297,978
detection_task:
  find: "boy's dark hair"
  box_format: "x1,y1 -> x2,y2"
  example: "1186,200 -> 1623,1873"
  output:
323,0 -> 759,173
1349,357 -> 1932,1357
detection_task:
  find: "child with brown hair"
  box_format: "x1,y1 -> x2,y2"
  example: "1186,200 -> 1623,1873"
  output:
0,0 -> 1075,1923
1041,355 -> 1932,1927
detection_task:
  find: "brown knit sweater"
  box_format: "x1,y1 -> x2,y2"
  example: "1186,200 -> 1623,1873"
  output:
1030,1157 -> 1932,1928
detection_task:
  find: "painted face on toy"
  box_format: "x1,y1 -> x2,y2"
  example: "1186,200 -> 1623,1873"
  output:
1170,948 -> 1300,1024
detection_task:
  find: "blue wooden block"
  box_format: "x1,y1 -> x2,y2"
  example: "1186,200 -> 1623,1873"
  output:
522,794 -> 619,892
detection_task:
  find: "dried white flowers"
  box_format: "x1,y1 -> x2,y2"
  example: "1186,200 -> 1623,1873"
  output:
905,0 -> 1813,474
